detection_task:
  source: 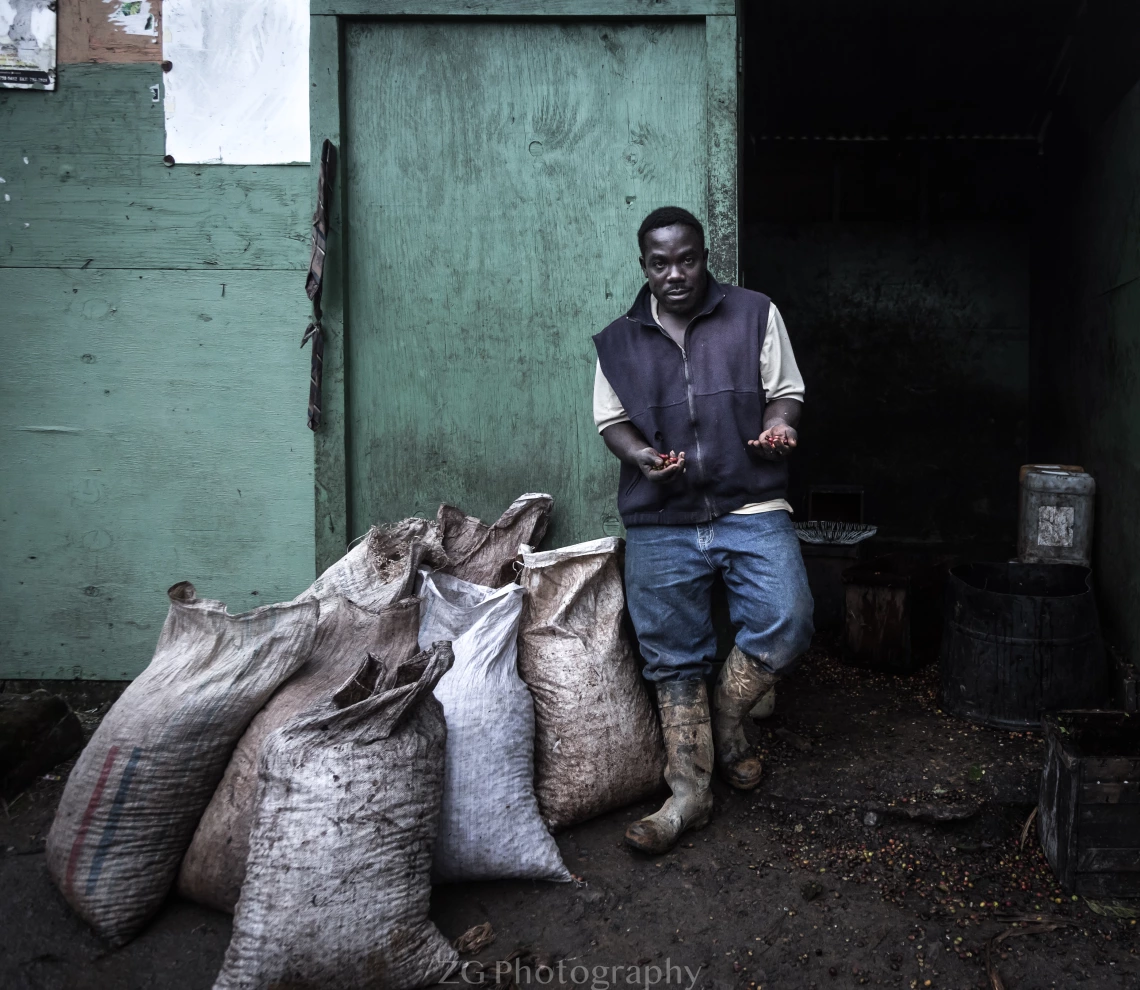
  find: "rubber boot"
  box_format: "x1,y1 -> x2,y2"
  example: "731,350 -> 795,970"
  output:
624,679 -> 714,855
749,686 -> 777,720
713,646 -> 778,790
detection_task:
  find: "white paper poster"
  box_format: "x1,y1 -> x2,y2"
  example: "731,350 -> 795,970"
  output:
0,0 -> 57,90
163,0 -> 309,165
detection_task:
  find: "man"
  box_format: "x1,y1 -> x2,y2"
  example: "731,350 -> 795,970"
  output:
592,206 -> 814,855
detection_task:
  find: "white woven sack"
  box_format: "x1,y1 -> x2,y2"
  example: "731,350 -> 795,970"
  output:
178,595 -> 422,912
214,646 -> 458,990
518,538 -> 665,831
46,582 -> 318,945
418,571 -> 569,883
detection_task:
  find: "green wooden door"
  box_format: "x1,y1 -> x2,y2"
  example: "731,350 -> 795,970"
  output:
312,6 -> 738,564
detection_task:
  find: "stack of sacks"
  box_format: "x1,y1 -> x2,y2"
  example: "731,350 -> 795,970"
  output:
177,596 -> 422,910
208,494 -> 562,985
177,518 -> 443,911
47,492 -> 668,988
45,493 -> 550,947
178,493 -> 558,910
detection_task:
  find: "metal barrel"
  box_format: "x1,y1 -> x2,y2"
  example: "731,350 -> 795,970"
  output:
940,562 -> 1108,729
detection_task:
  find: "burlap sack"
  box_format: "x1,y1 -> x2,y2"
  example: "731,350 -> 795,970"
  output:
437,492 -> 552,587
46,583 -> 317,944
177,595 -> 422,912
419,571 -> 569,883
293,516 -> 444,608
213,645 -> 457,990
517,538 -> 665,830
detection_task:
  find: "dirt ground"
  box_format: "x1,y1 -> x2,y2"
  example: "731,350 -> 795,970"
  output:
2,639 -> 1138,990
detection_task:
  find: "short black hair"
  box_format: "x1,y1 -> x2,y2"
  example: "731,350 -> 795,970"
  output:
638,206 -> 705,253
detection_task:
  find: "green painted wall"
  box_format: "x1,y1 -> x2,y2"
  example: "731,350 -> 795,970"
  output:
340,19 -> 712,549
0,64 -> 315,680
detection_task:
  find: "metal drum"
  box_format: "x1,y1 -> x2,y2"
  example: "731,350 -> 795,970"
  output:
940,561 -> 1107,729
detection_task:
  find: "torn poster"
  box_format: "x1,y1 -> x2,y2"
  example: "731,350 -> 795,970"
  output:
302,140 -> 337,431
0,0 -> 57,90
163,0 -> 308,165
106,0 -> 158,40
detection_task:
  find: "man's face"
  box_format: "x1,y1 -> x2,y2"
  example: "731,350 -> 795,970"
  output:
639,224 -> 709,316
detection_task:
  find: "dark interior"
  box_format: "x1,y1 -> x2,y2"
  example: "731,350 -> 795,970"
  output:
1050,711 -> 1140,757
739,0 -> 1140,559
953,560 -> 1092,597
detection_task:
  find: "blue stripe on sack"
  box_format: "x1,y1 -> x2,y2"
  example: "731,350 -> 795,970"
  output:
85,746 -> 143,897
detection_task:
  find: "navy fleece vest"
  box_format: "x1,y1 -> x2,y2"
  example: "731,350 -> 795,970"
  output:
593,277 -> 788,526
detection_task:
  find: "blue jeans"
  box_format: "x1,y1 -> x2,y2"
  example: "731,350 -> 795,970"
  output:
624,510 -> 814,682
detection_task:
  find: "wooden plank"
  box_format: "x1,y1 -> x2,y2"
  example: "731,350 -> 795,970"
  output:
0,65 -> 309,270
0,269 -> 315,681
1076,804 -> 1140,847
1076,848 -> 1140,873
309,15 -> 350,573
1079,779 -> 1140,804
1072,872 -> 1140,898
1,64 -> 165,155
1109,647 -> 1139,712
1084,757 -> 1140,782
341,19 -> 705,547
843,584 -> 910,671
0,156 -> 309,270
58,0 -> 164,65
705,14 -> 738,284
313,0 -> 731,15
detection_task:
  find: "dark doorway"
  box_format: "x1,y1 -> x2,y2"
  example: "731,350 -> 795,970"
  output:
738,1 -> 1138,560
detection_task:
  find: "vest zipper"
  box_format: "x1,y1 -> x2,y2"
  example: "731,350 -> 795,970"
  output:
681,348 -> 714,518
661,325 -> 716,520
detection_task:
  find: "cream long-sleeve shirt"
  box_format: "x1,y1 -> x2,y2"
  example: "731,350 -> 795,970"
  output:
594,296 -> 805,516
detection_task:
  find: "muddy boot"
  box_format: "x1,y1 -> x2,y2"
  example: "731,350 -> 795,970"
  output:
749,686 -> 777,720
713,646 -> 778,790
624,679 -> 714,855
